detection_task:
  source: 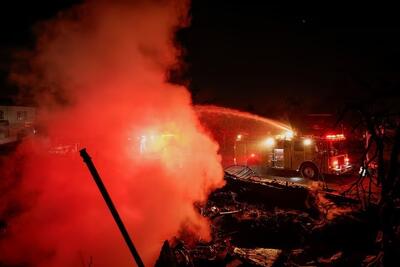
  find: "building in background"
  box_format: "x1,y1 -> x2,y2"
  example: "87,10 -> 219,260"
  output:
0,105 -> 36,145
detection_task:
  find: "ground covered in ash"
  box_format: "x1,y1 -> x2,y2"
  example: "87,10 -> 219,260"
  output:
156,173 -> 381,267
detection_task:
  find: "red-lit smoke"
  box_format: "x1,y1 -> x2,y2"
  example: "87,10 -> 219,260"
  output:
0,1 -> 224,266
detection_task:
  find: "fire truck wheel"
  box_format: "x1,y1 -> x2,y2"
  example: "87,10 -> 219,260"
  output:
300,162 -> 319,180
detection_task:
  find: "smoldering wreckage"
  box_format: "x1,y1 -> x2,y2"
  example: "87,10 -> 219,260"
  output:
153,167 -> 382,267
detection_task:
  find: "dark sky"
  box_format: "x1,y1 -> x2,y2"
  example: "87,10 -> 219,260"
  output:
1,1 -> 400,118
182,1 -> 400,117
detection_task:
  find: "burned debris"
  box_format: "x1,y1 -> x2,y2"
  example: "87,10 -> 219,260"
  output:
156,166 -> 381,267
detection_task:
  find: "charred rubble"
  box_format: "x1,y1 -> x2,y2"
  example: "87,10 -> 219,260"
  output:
156,168 -> 381,267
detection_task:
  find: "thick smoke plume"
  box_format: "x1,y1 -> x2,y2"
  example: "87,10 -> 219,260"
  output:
0,0 -> 224,266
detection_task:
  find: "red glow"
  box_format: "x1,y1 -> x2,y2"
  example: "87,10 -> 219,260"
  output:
0,1 -> 224,266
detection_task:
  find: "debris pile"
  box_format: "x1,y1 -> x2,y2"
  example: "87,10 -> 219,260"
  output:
156,167 -> 380,266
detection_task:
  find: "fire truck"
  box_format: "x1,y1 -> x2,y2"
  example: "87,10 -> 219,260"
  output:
235,132 -> 352,179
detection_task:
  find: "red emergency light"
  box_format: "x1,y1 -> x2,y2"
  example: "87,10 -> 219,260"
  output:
325,134 -> 345,141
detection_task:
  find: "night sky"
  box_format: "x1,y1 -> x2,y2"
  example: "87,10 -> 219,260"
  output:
1,1 -> 399,119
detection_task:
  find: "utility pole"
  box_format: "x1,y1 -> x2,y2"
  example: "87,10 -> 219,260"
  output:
80,148 -> 145,267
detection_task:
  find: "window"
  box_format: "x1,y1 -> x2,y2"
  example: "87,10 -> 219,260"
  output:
17,111 -> 27,121
0,110 -> 4,120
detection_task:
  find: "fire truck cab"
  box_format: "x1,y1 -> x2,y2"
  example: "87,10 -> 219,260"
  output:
266,133 -> 352,179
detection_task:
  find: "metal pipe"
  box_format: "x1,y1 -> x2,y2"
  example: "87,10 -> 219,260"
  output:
80,148 -> 145,267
